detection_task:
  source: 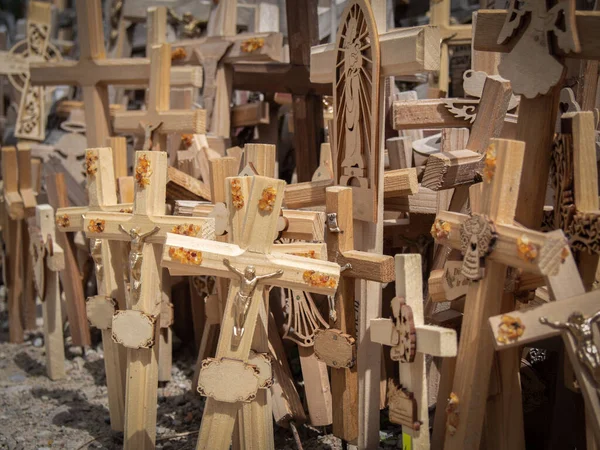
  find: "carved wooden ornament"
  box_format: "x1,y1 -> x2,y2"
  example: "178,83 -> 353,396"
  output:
283,289 -> 330,347
388,382 -> 420,430
333,0 -> 381,222
197,357 -> 262,403
442,260 -> 470,300
460,214 -> 497,280
314,328 -> 356,368
390,296 -> 416,363
30,228 -> 46,298
496,0 -> 581,98
86,295 -> 116,330
111,310 -> 156,349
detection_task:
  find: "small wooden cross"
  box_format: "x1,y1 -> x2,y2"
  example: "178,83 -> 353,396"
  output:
113,43 -> 206,152
55,147 -> 130,432
371,254 -> 457,450
162,175 -> 340,450
28,0 -> 202,147
29,204 -> 66,381
431,138 -> 572,450
81,151 -> 214,449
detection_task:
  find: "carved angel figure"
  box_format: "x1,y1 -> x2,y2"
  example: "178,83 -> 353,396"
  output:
540,310 -> 600,386
497,0 -> 581,98
119,225 -> 160,302
223,259 -> 283,348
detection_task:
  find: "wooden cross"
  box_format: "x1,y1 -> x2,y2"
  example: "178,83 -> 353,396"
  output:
113,43 -> 206,152
473,2 -> 600,230
307,185 -> 394,443
371,254 -> 457,449
80,151 -> 214,449
55,147 -> 131,432
487,287 -> 600,442
162,175 -> 340,450
428,0 -> 472,95
29,204 -> 66,380
28,0 -> 201,148
430,138 -> 573,450
0,1 -> 59,141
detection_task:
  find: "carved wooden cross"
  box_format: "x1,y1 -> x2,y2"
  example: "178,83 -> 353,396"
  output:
487,287 -> 600,442
428,0 -> 472,94
162,175 -> 340,450
113,43 -> 206,152
473,1 -> 600,230
55,147 -> 130,432
0,1 -> 59,141
371,254 -> 457,449
80,151 -> 214,449
430,138 -> 573,450
29,204 -> 66,381
28,0 -> 201,147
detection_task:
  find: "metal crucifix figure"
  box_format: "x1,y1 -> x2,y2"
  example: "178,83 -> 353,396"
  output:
222,258 -> 283,348
540,310 -> 600,386
119,225 -> 160,302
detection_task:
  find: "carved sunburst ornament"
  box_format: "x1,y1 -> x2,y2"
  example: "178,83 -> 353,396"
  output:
282,289 -> 329,347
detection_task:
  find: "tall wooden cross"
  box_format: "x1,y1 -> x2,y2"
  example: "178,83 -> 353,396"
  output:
0,1 -> 59,141
29,204 -> 66,381
28,0 -> 201,148
55,147 -> 131,431
81,151 -> 214,449
162,175 -> 340,450
309,185 -> 394,443
473,2 -> 600,230
112,43 -> 206,152
428,0 -> 472,95
310,1 -> 439,446
371,254 -> 457,449
430,138 -> 572,450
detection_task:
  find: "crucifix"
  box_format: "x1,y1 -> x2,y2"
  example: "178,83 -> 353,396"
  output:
55,146 -> 131,431
430,138 -> 572,450
428,0 -> 472,95
81,151 -> 214,449
112,42 -> 206,152
371,254 -> 457,449
0,1 -> 60,142
310,1 -> 439,446
162,175 -> 340,450
28,0 -> 202,148
29,204 -> 66,381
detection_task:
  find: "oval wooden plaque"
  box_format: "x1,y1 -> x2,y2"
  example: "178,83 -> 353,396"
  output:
86,295 -> 116,330
249,351 -> 273,389
111,310 -> 156,349
314,328 -> 356,368
197,357 -> 261,403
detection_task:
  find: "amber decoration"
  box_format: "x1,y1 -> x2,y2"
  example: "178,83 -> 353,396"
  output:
497,315 -> 525,344
56,214 -> 70,228
168,246 -> 202,265
87,219 -> 106,233
431,219 -> 451,240
303,270 -> 337,288
231,179 -> 244,209
483,144 -> 497,183
517,235 -> 538,263
171,223 -> 202,237
258,187 -> 277,212
241,37 -> 265,53
135,154 -> 152,188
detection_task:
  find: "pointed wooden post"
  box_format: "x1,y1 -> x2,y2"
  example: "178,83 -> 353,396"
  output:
371,254 -> 457,449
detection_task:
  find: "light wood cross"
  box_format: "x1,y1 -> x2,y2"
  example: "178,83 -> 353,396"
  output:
55,147 -> 130,431
428,0 -> 472,95
162,175 -> 340,450
80,151 -> 214,449
473,2 -> 600,231
308,185 -> 394,443
112,42 -> 205,152
430,138 -> 573,450
0,1 -> 60,141
371,254 -> 457,450
28,0 -> 201,148
29,204 -> 66,381
487,288 -> 600,442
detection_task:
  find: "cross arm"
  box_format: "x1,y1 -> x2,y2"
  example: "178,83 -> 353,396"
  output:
112,110 -> 206,135
489,290 -> 600,350
337,250 -> 395,283
162,233 -> 340,296
370,318 -> 457,357
433,211 -> 569,276
474,10 -> 600,60
310,25 -> 440,83
55,204 -> 134,232
81,211 -> 215,243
